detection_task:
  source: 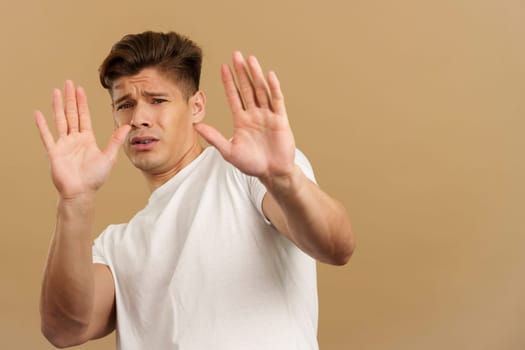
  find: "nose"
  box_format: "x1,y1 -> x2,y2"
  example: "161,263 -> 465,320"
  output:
131,103 -> 152,128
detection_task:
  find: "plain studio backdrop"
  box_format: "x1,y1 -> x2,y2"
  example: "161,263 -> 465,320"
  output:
1,0 -> 524,349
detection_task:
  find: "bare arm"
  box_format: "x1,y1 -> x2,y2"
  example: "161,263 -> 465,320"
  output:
261,168 -> 354,265
35,81 -> 130,347
194,53 -> 355,265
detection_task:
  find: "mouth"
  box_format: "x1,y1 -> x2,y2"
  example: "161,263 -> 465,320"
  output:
131,136 -> 158,144
132,139 -> 156,145
130,136 -> 159,150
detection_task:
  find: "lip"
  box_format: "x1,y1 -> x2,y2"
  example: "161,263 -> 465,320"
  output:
129,136 -> 159,151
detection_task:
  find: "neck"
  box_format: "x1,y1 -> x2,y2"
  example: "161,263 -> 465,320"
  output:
144,142 -> 204,191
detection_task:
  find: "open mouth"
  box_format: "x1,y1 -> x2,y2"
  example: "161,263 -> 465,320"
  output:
133,139 -> 156,145
131,136 -> 159,145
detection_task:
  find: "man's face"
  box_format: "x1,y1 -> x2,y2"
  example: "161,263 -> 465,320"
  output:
111,67 -> 205,175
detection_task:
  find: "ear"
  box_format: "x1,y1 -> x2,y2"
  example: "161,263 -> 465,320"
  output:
189,91 -> 206,123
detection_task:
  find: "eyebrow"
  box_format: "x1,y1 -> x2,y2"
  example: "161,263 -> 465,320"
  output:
113,94 -> 132,106
113,91 -> 170,106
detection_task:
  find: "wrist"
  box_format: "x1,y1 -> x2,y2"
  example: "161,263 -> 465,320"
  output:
56,193 -> 96,242
57,192 -> 97,211
259,165 -> 305,199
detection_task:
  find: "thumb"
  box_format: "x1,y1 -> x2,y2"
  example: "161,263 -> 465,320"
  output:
103,125 -> 131,162
194,123 -> 232,160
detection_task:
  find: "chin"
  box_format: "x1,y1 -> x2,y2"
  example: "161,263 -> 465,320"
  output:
129,156 -> 161,173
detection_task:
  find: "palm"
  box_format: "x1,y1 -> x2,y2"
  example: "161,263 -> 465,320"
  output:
195,52 -> 296,180
35,81 -> 129,199
228,108 -> 294,178
48,133 -> 114,197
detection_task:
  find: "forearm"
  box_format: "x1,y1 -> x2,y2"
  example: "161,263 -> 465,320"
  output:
262,166 -> 355,265
40,195 -> 96,346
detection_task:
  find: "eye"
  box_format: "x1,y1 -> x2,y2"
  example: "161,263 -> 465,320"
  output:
116,102 -> 134,111
151,98 -> 167,105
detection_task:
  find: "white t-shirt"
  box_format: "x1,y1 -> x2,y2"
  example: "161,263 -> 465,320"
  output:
93,147 -> 319,350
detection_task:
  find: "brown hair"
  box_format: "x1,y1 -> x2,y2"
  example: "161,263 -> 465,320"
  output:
99,31 -> 202,99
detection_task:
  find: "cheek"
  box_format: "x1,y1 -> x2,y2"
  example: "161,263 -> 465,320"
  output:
122,143 -> 132,160
114,112 -> 132,126
159,110 -> 194,130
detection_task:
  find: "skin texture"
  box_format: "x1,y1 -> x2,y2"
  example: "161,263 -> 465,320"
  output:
35,51 -> 354,348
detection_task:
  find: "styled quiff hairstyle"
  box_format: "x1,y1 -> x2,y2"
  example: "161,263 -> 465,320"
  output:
99,31 -> 202,99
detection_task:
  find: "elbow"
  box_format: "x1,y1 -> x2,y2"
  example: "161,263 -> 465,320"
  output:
41,320 -> 88,348
330,227 -> 356,266
332,242 -> 355,266
42,326 -> 68,349
45,339 -> 74,349
329,204 -> 355,266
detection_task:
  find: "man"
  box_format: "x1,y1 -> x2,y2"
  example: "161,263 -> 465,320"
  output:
35,31 -> 354,350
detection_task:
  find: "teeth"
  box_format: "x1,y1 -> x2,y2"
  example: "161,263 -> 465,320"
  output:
135,139 -> 153,144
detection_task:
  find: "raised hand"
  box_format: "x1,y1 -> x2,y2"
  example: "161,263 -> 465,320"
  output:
35,80 -> 130,199
194,52 -> 296,184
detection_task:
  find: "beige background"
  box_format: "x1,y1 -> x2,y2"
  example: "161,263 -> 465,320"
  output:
1,0 -> 524,349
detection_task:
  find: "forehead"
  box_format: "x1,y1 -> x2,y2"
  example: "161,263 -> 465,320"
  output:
111,67 -> 182,98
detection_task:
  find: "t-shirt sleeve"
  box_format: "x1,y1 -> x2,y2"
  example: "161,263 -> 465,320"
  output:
92,229 -> 109,265
247,148 -> 317,223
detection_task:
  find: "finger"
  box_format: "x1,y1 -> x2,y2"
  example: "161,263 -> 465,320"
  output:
64,80 -> 79,133
232,51 -> 256,109
221,64 -> 245,113
34,110 -> 56,151
103,124 -> 131,163
247,55 -> 271,109
193,123 -> 232,160
76,86 -> 93,132
267,71 -> 286,116
52,88 -> 67,137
